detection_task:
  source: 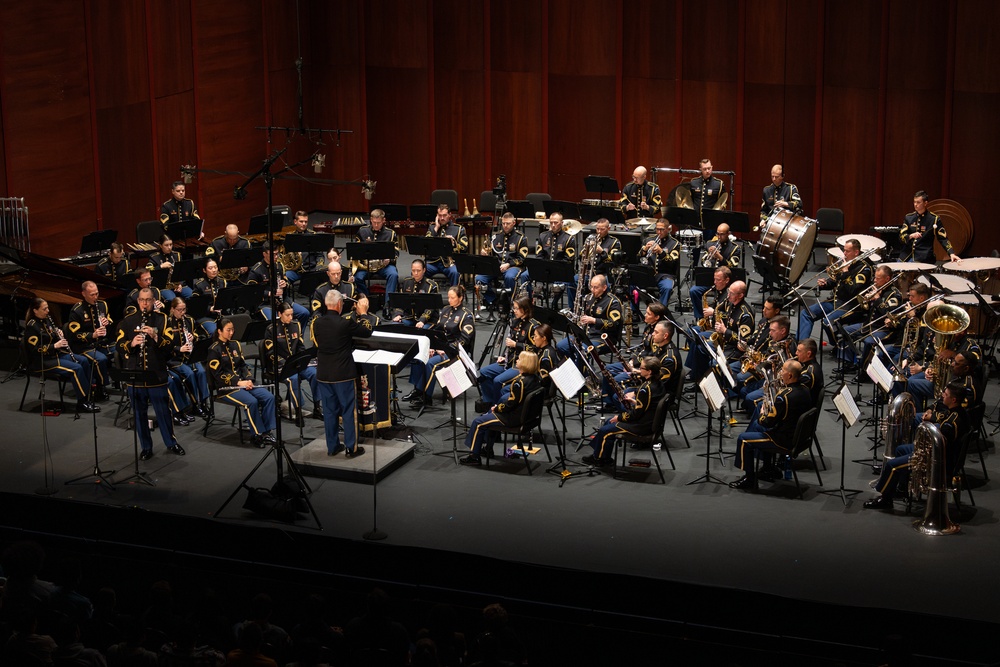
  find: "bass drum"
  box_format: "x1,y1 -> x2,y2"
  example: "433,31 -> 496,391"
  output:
757,209 -> 818,283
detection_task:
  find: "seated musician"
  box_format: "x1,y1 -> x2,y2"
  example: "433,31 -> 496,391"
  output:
555,274 -> 624,362
24,298 -> 99,413
124,269 -> 165,316
587,218 -> 620,277
326,247 -> 353,282
600,307 -> 668,411
894,283 -> 935,407
605,320 -> 677,413
391,259 -> 439,327
687,266 -> 731,358
159,180 -> 203,238
864,381 -> 968,511
479,295 -> 537,407
146,234 -> 193,302
500,323 -> 562,403
685,277 -> 751,385
191,258 -> 226,335
311,261 -> 356,319
690,224 -> 741,319
461,351 -> 542,467
583,356 -> 666,467
730,359 -> 812,491
760,164 -> 803,223
425,203 -> 467,286
205,224 -> 252,284
263,302 -> 317,427
283,210 -> 323,284
796,338 -> 823,404
166,296 -> 210,419
637,220 -> 680,308
247,241 -> 310,326
405,285 -> 475,407
618,166 -> 661,220
475,212 -> 528,307
900,190 -> 961,264
95,242 -> 130,283
533,211 -> 578,308
66,280 -> 113,402
740,315 -> 794,415
798,238 -> 872,344
730,296 -> 781,393
353,209 -> 400,311
841,265 -> 902,371
206,318 -> 276,448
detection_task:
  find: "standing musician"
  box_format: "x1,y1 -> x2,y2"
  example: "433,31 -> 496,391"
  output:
95,243 -> 130,283
166,296 -> 210,419
475,212 -> 528,306
405,285 -> 475,407
425,203 -> 468,286
798,238 -> 873,342
759,164 -> 803,224
731,296 -> 782,392
534,211 -> 578,308
205,224 -> 252,284
603,319 -> 676,412
247,241 -> 310,326
24,298 -> 99,414
690,158 -> 727,216
688,280 -> 753,389
741,315 -> 796,418
146,234 -> 193,302
353,209 -> 400,311
842,265 -> 902,368
638,220 -> 681,307
117,288 -> 184,458
312,290 -> 373,458
282,210 -> 323,284
311,262 -> 357,319
899,190 -> 961,264
556,274 -> 624,359
461,351 -> 542,467
66,280 -> 114,401
864,381 -> 968,511
206,318 -> 276,448
159,180 -> 202,236
684,266 -> 732,382
124,269 -> 165,316
619,166 -> 662,220
478,295 -> 538,407
191,258 -> 226,335
586,218 -> 621,277
263,302 -> 317,426
729,359 -> 811,491
391,259 -> 439,327
583,356 -> 666,467
689,226 -> 739,318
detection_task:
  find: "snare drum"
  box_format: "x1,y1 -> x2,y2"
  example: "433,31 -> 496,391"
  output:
917,272 -> 975,293
942,257 -> 1000,295
678,229 -> 703,249
829,247 -> 881,265
944,294 -> 998,338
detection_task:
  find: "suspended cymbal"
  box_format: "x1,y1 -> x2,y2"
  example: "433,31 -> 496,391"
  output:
563,219 -> 584,236
665,184 -> 694,209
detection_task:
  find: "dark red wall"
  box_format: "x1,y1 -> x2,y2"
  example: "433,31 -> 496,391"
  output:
1,0 -> 997,258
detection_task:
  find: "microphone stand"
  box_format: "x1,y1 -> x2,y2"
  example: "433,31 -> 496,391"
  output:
65,343 -> 116,490
34,348 -> 58,496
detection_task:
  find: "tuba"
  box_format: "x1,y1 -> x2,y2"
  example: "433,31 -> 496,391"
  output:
910,421 -> 961,535
923,303 -> 970,399
881,392 -> 916,462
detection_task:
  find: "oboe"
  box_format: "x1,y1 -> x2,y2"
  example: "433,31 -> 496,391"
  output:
47,316 -> 76,362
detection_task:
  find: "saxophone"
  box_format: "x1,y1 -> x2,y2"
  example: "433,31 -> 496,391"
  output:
709,302 -> 726,344
697,293 -> 713,329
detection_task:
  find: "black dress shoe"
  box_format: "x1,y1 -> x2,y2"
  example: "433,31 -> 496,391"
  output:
758,464 -> 783,482
729,476 -> 758,491
262,432 -> 276,444
77,402 -> 100,413
345,446 -> 366,459
863,495 -> 894,511
139,450 -> 153,461
327,446 -> 345,456
459,454 -> 482,466
252,435 -> 267,449
192,404 -> 208,418
402,390 -> 421,402
311,407 -> 324,419
173,414 -> 191,426
167,444 -> 186,456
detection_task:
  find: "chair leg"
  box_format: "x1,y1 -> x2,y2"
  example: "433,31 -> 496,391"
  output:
19,374 -> 30,411
650,444 -> 666,484
813,435 -> 828,470
658,438 -> 675,471
788,456 -> 805,499
517,434 -> 532,475
808,446 -> 823,487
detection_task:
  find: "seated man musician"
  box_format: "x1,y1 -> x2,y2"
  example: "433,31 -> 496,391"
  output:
730,296 -> 781,394
603,319 -> 676,413
841,264 -> 903,370
533,211 -> 578,308
311,261 -> 357,319
685,275 -> 749,384
425,203 -> 467,286
95,242 -> 130,283
146,234 -> 193,302
205,224 -> 252,284
66,280 -> 114,402
263,302 -> 318,426
476,212 -> 528,308
353,208 -> 400,311
690,224 -> 741,318
555,274 -> 624,362
247,241 -> 311,327
585,218 -> 621,278
637,219 -> 680,308
740,315 -> 794,416
24,297 -> 100,414
618,165 -> 662,220
391,259 -> 439,327
124,269 -> 165,316
282,210 -> 324,285
584,356 -> 666,467
798,238 -> 873,346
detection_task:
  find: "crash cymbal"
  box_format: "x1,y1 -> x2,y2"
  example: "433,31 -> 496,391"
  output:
562,219 -> 584,236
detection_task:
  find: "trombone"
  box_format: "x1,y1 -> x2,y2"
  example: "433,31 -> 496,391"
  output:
835,272 -> 905,320
824,246 -> 879,279
850,292 -> 948,341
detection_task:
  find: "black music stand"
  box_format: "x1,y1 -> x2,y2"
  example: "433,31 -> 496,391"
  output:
452,254 -> 501,317
65,356 -> 115,491
610,231 -> 643,259
297,270 -> 330,301
542,200 -> 581,220
281,232 -> 337,254
147,268 -> 170,290
345,241 -> 396,263
277,348 -> 318,445
112,368 -> 162,487
169,258 -> 204,288
429,357 -> 478,460
185,293 -> 211,321
215,284 -> 265,315
505,200 -> 536,221
238,319 -> 269,347
79,230 -> 117,254
409,205 -> 438,222
524,258 -> 576,308
218,248 -> 258,278
248,211 -> 288,237
580,206 -> 626,227
626,264 -> 660,304
371,203 -> 407,221
686,370 -> 729,487
583,175 -> 620,205
703,209 -> 751,235
164,219 -> 203,244
387,291 -> 443,322
818,382 -> 864,506
404,235 -> 453,261
665,206 -> 701,230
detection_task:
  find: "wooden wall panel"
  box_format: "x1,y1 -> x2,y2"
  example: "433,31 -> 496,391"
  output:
366,67 -> 430,207
621,84 -> 676,183
0,1 -> 97,257
152,92 -> 197,214
90,0 -> 149,109
549,0 -> 617,77
780,85 -> 817,214
681,0 -> 738,81
96,103 -> 155,239
820,87 -> 878,232
631,0 -> 677,81
148,0 -> 194,98
490,0 -> 542,74
548,75 -> 617,201
490,72 -> 543,200
822,0 -> 881,90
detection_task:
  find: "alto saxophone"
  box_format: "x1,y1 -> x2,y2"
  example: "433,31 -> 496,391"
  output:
697,293 -> 713,329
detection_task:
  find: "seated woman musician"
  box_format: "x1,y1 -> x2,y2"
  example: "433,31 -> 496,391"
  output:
461,351 -> 542,466
23,298 -> 100,413
583,356 -> 665,467
263,302 -> 318,426
206,318 -> 277,448
478,295 -> 537,406
146,234 -> 193,302
405,285 -> 475,407
500,323 -> 560,402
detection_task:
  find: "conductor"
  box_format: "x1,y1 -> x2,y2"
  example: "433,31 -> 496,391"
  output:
312,290 -> 373,458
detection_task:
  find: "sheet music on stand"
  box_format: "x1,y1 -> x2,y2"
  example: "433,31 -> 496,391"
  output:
434,359 -> 475,398
866,355 -> 894,393
353,349 -> 405,366
550,358 -> 586,400
699,372 -> 726,413
713,343 -> 736,388
832,383 -> 861,427
457,345 -> 478,378
372,331 -> 430,364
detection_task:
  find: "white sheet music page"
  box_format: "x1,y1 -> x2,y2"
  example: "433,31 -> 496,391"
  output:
370,331 -> 430,363
435,360 -> 474,398
833,383 -> 861,427
550,358 -> 586,400
866,355 -> 893,393
699,372 -> 726,413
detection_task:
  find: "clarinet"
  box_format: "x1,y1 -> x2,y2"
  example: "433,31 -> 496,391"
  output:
47,316 -> 76,362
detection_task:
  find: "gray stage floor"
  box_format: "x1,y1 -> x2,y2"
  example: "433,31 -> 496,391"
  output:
2,314 -> 999,633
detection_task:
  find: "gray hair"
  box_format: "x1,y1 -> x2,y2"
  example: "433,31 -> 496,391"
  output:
325,289 -> 344,309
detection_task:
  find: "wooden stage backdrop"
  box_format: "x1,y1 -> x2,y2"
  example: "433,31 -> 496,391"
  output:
0,0 -> 998,260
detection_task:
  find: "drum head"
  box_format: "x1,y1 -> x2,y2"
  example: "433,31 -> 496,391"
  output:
836,233 -> 886,251
829,247 -> 882,264
784,221 -> 817,283
917,272 -> 974,292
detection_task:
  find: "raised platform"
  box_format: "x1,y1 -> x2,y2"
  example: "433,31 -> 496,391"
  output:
290,437 -> 416,483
